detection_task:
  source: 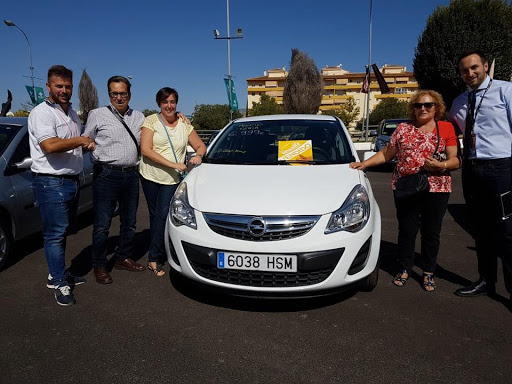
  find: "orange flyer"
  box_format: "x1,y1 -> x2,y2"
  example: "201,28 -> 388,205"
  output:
278,140 -> 313,162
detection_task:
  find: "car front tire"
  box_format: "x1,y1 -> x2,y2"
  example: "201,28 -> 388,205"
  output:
0,217 -> 13,270
359,262 -> 379,291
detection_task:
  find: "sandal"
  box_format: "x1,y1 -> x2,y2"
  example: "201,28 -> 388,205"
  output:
422,273 -> 436,292
393,269 -> 409,287
148,263 -> 166,277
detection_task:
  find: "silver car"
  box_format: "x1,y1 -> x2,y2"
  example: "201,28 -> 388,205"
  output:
0,117 -> 94,269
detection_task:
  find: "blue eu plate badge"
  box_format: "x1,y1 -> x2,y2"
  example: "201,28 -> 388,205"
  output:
217,252 -> 225,268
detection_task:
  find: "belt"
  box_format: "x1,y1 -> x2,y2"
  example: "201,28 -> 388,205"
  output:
34,173 -> 79,181
95,163 -> 138,172
465,157 -> 511,166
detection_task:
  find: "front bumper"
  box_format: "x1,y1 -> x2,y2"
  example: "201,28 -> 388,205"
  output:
165,207 -> 381,296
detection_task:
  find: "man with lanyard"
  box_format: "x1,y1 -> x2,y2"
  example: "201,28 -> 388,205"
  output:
29,65 -> 94,306
84,76 -> 146,284
450,50 -> 512,301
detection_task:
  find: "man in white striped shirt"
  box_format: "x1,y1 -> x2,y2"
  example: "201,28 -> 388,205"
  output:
30,65 -> 94,306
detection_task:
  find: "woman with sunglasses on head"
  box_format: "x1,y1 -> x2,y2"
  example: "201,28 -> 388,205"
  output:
350,90 -> 459,292
139,87 -> 206,277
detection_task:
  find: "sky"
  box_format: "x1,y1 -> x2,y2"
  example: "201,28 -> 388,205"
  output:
1,0 -> 450,115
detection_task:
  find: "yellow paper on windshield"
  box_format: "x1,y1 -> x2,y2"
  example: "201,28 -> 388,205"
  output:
278,140 -> 313,163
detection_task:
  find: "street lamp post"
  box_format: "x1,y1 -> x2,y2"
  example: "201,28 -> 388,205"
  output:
4,20 -> 36,105
213,0 -> 243,121
364,0 -> 373,142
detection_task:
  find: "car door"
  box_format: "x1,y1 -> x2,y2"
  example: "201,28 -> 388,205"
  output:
5,130 -> 41,239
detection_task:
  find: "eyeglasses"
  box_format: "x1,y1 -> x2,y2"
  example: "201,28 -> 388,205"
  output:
412,102 -> 436,109
109,92 -> 129,98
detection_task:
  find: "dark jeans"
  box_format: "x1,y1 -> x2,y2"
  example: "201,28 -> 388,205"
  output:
394,190 -> 450,273
140,176 -> 179,263
33,174 -> 79,288
91,165 -> 139,269
462,158 -> 512,292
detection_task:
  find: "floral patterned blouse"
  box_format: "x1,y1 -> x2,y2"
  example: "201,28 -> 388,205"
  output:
388,121 -> 458,193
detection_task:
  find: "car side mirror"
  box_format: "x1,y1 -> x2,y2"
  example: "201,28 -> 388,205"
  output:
4,157 -> 32,176
369,130 -> 378,137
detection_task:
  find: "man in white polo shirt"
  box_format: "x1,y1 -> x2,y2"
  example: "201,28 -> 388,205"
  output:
29,65 -> 94,306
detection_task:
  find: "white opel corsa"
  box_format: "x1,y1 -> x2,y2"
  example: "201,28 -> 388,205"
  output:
166,115 -> 381,297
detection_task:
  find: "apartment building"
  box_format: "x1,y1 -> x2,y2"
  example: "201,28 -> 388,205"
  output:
247,64 -> 418,123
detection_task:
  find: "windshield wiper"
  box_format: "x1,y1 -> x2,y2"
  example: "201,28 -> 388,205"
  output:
250,159 -> 333,165
203,157 -> 242,164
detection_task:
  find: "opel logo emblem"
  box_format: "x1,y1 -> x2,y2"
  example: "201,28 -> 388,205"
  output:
248,217 -> 266,237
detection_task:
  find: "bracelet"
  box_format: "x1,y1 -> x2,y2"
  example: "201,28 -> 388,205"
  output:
196,153 -> 204,158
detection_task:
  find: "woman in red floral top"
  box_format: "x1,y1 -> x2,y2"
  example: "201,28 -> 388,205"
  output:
350,90 -> 459,291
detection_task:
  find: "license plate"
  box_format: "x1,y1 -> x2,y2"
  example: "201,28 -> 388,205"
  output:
217,252 -> 297,272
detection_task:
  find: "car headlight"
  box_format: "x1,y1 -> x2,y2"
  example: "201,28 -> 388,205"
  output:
170,182 -> 197,229
325,184 -> 370,234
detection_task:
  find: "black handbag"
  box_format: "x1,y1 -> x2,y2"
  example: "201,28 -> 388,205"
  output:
394,171 -> 429,199
393,122 -> 440,199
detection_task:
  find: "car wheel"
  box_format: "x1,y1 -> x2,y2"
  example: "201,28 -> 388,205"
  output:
0,217 -> 13,270
360,262 -> 379,292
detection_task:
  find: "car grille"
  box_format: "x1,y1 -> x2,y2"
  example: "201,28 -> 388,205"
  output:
189,261 -> 334,287
203,213 -> 320,241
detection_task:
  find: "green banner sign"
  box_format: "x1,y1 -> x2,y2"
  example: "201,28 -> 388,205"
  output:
223,78 -> 239,112
26,86 -> 45,105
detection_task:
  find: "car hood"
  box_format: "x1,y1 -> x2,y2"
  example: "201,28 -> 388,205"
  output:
184,164 -> 362,215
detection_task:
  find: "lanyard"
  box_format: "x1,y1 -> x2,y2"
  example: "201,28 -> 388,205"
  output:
49,104 -> 79,138
467,78 -> 492,128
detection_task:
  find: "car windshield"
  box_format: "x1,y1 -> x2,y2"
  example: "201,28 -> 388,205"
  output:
205,119 -> 355,165
0,124 -> 21,156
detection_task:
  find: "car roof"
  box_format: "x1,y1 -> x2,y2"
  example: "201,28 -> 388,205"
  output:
0,117 -> 28,126
234,114 -> 338,123
381,118 -> 410,124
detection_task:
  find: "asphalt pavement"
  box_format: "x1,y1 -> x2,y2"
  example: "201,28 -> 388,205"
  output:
0,168 -> 511,384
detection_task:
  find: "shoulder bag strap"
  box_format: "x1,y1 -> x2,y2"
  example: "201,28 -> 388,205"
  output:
107,106 -> 140,157
157,113 -> 180,163
433,120 -> 440,155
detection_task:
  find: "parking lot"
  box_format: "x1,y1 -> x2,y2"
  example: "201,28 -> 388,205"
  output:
0,168 -> 511,384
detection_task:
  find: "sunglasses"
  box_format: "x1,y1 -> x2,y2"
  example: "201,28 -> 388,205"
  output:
412,102 -> 436,109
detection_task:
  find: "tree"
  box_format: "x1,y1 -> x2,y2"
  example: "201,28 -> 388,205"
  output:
322,97 -> 360,127
142,109 -> 159,117
414,0 -> 512,109
283,49 -> 323,114
13,110 -> 30,117
78,69 -> 99,124
192,104 -> 242,131
368,98 -> 408,125
248,94 -> 284,116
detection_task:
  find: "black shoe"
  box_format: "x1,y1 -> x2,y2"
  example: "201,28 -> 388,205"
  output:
454,278 -> 495,297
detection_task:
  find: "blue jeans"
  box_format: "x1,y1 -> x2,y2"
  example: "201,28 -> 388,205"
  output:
91,165 -> 139,268
33,174 -> 79,288
140,176 -> 179,263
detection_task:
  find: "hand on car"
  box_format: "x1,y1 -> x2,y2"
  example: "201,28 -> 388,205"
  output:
350,162 -> 366,170
188,155 -> 203,166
